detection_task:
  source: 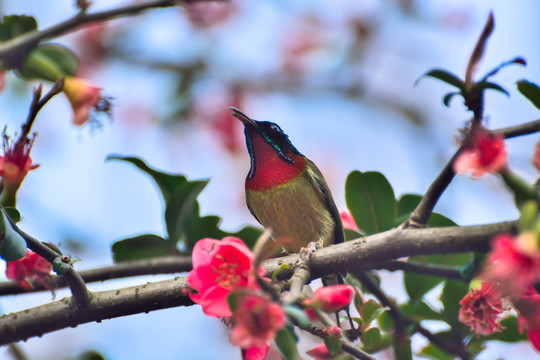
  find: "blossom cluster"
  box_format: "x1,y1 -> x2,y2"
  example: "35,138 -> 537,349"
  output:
185,236 -> 354,360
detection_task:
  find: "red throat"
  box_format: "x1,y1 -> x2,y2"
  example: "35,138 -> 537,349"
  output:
245,132 -> 306,191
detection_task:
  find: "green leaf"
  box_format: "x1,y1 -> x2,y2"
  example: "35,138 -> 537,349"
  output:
360,300 -> 385,326
482,316 -> 526,342
228,226 -> 263,250
442,92 -> 461,107
344,228 -> 362,241
401,301 -> 443,321
416,69 -> 465,92
164,180 -> 209,243
112,234 -> 177,262
0,15 -> 37,41
17,44 -> 78,82
227,292 -> 238,313
274,327 -> 299,360
480,57 -> 526,82
441,280 -> 469,331
345,171 -> 396,235
52,257 -> 71,275
474,81 -> 509,96
272,263 -> 290,281
324,335 -> 342,356
404,271 -> 444,304
107,155 -> 194,204
378,310 -> 395,332
427,213 -> 457,227
361,327 -> 382,351
392,333 -> 412,360
283,305 -> 311,330
395,194 -> 421,223
417,344 -> 454,360
0,209 -> 27,261
517,79 -> 540,110
3,207 -> 21,223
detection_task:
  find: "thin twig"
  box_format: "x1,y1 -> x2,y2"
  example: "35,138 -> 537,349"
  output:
301,322 -> 377,360
374,260 -> 465,281
0,255 -> 193,296
404,118 -> 540,229
0,0 -> 224,61
6,217 -> 92,307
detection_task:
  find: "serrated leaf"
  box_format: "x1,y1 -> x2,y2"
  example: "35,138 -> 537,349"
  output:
442,91 -> 461,107
360,300 -> 384,326
517,79 -> 540,110
112,234 -> 177,262
324,335 -> 342,356
345,171 -> 396,235
274,327 -> 299,360
361,327 -> 382,351
0,209 -> 27,261
416,69 -> 465,92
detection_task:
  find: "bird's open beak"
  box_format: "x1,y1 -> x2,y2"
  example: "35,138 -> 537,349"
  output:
230,107 -> 258,128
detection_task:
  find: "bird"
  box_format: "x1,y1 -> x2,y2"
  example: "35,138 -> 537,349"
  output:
231,107 -> 344,257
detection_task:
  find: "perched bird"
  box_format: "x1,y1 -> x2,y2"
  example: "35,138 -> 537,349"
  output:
231,107 -> 344,256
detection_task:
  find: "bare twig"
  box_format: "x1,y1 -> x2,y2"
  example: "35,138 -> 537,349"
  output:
0,255 -> 193,296
298,322 -> 376,360
374,260 -> 465,281
404,118 -> 540,229
7,217 -> 92,307
0,0 -> 224,62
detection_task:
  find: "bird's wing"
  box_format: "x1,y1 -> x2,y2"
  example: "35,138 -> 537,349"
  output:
305,158 -> 345,245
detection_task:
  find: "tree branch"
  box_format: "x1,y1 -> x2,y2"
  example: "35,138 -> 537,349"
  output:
404,118 -> 540,229
0,256 -> 193,296
374,260 -> 465,281
0,221 -> 516,345
0,0 -> 224,62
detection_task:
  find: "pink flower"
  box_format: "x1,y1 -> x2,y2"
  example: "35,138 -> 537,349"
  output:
340,209 -> 358,231
241,345 -> 270,360
63,76 -> 104,126
514,287 -> 540,352
306,344 -> 342,360
305,285 -> 354,313
454,127 -> 507,177
458,281 -> 505,335
5,249 -> 52,290
0,135 -> 39,194
230,293 -> 286,349
186,237 -> 265,317
482,233 -> 540,294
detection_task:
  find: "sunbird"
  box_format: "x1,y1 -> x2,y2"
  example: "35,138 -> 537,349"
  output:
231,107 -> 344,257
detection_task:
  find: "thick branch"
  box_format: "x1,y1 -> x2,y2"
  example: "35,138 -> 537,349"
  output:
405,118 -> 540,228
0,221 -> 516,345
0,0 -> 222,61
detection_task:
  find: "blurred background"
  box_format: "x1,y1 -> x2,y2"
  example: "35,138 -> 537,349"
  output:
0,0 -> 540,359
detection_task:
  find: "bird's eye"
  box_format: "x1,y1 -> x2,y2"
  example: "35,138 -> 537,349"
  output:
270,124 -> 281,132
